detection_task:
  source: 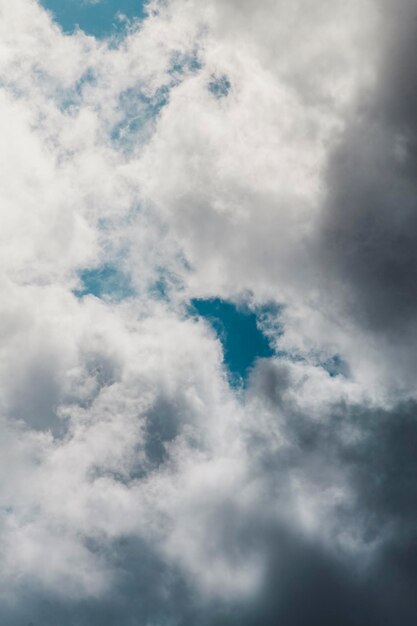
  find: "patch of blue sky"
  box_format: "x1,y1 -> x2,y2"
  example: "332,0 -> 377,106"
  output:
111,85 -> 170,149
149,272 -> 182,302
208,74 -> 231,99
191,298 -> 276,386
149,277 -> 169,301
110,48 -> 204,150
40,0 -> 147,39
169,49 -> 203,80
321,354 -> 350,378
74,265 -> 135,301
110,49 -> 206,149
58,68 -> 97,113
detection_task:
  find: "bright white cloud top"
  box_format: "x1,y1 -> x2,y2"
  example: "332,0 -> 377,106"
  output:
1,1 -> 417,625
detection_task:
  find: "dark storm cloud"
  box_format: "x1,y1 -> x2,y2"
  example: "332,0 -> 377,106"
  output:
5,360 -> 417,626
0,537 -> 200,626
320,0 -> 417,334
243,360 -> 417,625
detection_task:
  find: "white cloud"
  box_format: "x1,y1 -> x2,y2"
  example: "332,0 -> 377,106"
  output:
0,0 -> 413,620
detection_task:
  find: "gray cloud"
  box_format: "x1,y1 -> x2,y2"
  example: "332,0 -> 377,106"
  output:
4,390 -> 417,626
320,0 -> 417,338
2,0 -> 417,624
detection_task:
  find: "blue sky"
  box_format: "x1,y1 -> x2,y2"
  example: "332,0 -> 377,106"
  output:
75,266 -> 135,300
56,0 -> 267,392
75,266 -> 274,384
192,298 -> 274,384
40,0 -> 147,37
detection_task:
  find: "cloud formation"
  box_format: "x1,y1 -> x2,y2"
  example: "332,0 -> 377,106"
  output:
1,0 -> 417,624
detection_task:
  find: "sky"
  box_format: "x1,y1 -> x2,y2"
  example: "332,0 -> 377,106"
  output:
1,0 -> 417,624
41,0 -> 146,37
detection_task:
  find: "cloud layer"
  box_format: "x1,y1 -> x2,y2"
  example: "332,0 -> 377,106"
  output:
1,0 -> 417,624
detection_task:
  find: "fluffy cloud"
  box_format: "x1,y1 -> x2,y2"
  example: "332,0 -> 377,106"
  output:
1,0 -> 417,624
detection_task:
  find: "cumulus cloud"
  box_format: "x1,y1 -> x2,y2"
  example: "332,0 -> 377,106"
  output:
1,0 -> 417,624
